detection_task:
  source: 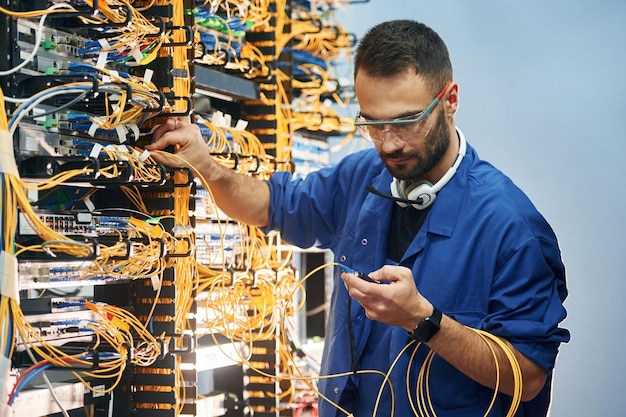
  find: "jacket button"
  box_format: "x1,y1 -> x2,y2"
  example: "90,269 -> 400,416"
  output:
333,387 -> 339,394
340,255 -> 346,262
361,239 -> 368,245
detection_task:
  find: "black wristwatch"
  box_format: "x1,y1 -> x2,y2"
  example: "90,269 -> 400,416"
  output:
408,307 -> 442,343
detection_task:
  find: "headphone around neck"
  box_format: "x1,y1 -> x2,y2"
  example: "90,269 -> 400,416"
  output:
390,128 -> 467,210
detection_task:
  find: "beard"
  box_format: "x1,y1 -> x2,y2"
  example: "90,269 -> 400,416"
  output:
380,108 -> 450,181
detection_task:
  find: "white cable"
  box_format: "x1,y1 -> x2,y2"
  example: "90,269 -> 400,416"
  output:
0,3 -> 77,77
9,87 -> 90,137
3,97 -> 29,104
108,390 -> 114,417
23,344 -> 71,417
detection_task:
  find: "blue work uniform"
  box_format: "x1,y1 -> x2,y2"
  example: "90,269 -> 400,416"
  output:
262,130 -> 570,417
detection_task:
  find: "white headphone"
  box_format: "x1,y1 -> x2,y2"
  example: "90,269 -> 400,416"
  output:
390,128 -> 467,210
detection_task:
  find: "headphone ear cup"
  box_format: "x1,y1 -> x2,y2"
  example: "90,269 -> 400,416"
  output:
390,178 -> 409,208
405,181 -> 436,210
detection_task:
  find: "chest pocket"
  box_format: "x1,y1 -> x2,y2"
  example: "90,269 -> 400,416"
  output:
404,244 -> 490,325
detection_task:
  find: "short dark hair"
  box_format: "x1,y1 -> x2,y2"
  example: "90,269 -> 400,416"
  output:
354,20 -> 453,94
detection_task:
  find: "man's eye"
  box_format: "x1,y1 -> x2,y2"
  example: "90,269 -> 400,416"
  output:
393,124 -> 413,133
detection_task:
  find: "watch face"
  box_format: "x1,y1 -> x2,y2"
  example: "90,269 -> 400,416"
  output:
410,308 -> 442,343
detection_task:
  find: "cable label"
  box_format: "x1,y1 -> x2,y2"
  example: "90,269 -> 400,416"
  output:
0,131 -> 19,178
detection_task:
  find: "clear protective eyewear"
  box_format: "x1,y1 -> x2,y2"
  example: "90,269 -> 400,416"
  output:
354,82 -> 451,144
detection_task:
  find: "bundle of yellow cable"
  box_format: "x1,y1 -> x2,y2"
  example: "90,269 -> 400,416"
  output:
85,300 -> 163,366
8,292 -> 153,398
141,0 -> 197,411
115,147 -> 166,183
0,87 -> 18,400
232,0 -> 273,31
401,328 -> 522,417
89,86 -> 164,132
199,119 -> 233,153
291,105 -> 356,135
240,42 -> 271,79
79,0 -> 164,62
273,68 -> 295,163
9,81 -> 166,138
292,62 -> 353,107
13,149 -> 180,267
226,124 -> 267,158
293,22 -> 352,61
1,78 -> 167,395
202,262 -> 394,417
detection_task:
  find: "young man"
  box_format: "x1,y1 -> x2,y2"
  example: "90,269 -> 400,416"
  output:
147,19 -> 569,417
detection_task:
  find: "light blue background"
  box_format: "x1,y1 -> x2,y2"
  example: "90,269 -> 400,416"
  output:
332,1 -> 626,416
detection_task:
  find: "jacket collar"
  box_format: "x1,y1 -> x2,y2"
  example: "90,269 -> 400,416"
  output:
366,128 -> 473,261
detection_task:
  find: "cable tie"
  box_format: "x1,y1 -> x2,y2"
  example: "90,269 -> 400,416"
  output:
130,48 -> 143,64
150,274 -> 162,292
88,123 -> 99,137
138,149 -> 151,162
97,38 -> 110,49
89,142 -> 103,159
144,68 -> 154,85
82,194 -> 96,212
115,144 -> 130,160
0,251 -> 19,302
0,130 -> 19,177
96,51 -> 108,69
127,122 -> 140,142
234,119 -> 248,131
116,125 -> 127,143
223,113 -> 232,127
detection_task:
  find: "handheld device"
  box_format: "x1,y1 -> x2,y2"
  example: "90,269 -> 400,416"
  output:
337,263 -> 377,283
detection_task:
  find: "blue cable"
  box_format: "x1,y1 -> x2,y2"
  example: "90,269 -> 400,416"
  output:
9,85 -> 91,130
9,351 -> 123,404
9,363 -> 54,405
9,85 -> 125,131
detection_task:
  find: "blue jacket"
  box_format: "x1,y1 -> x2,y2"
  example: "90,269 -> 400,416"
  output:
263,134 -> 569,416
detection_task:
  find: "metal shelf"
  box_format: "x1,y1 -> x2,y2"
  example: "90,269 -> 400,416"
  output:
195,66 -> 260,101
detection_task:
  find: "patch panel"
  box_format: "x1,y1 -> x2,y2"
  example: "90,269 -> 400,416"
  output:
11,380 -> 86,417
15,18 -> 95,73
194,221 -> 244,267
15,309 -> 98,351
18,260 -> 103,290
18,211 -> 130,237
20,296 -> 88,314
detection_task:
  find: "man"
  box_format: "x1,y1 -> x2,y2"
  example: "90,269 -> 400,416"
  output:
147,19 -> 569,417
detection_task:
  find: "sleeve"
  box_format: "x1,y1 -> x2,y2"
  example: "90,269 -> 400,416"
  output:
261,162 -> 350,249
484,236 -> 570,373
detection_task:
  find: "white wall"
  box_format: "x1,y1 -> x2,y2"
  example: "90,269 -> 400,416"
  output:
334,1 -> 626,416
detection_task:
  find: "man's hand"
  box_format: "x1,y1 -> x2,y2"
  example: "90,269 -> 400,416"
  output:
341,265 -> 433,331
144,118 -> 215,177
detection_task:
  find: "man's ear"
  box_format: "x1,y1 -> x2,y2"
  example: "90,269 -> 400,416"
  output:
444,82 -> 460,119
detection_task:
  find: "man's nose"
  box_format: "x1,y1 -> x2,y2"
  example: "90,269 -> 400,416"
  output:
379,129 -> 404,151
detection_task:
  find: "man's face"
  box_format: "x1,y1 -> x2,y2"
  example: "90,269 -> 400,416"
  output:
379,107 -> 449,181
354,69 -> 454,183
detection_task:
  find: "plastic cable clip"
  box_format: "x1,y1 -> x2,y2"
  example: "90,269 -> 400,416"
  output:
0,251 -> 19,301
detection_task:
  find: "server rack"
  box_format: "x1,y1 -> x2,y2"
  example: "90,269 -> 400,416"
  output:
0,1 -> 356,416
